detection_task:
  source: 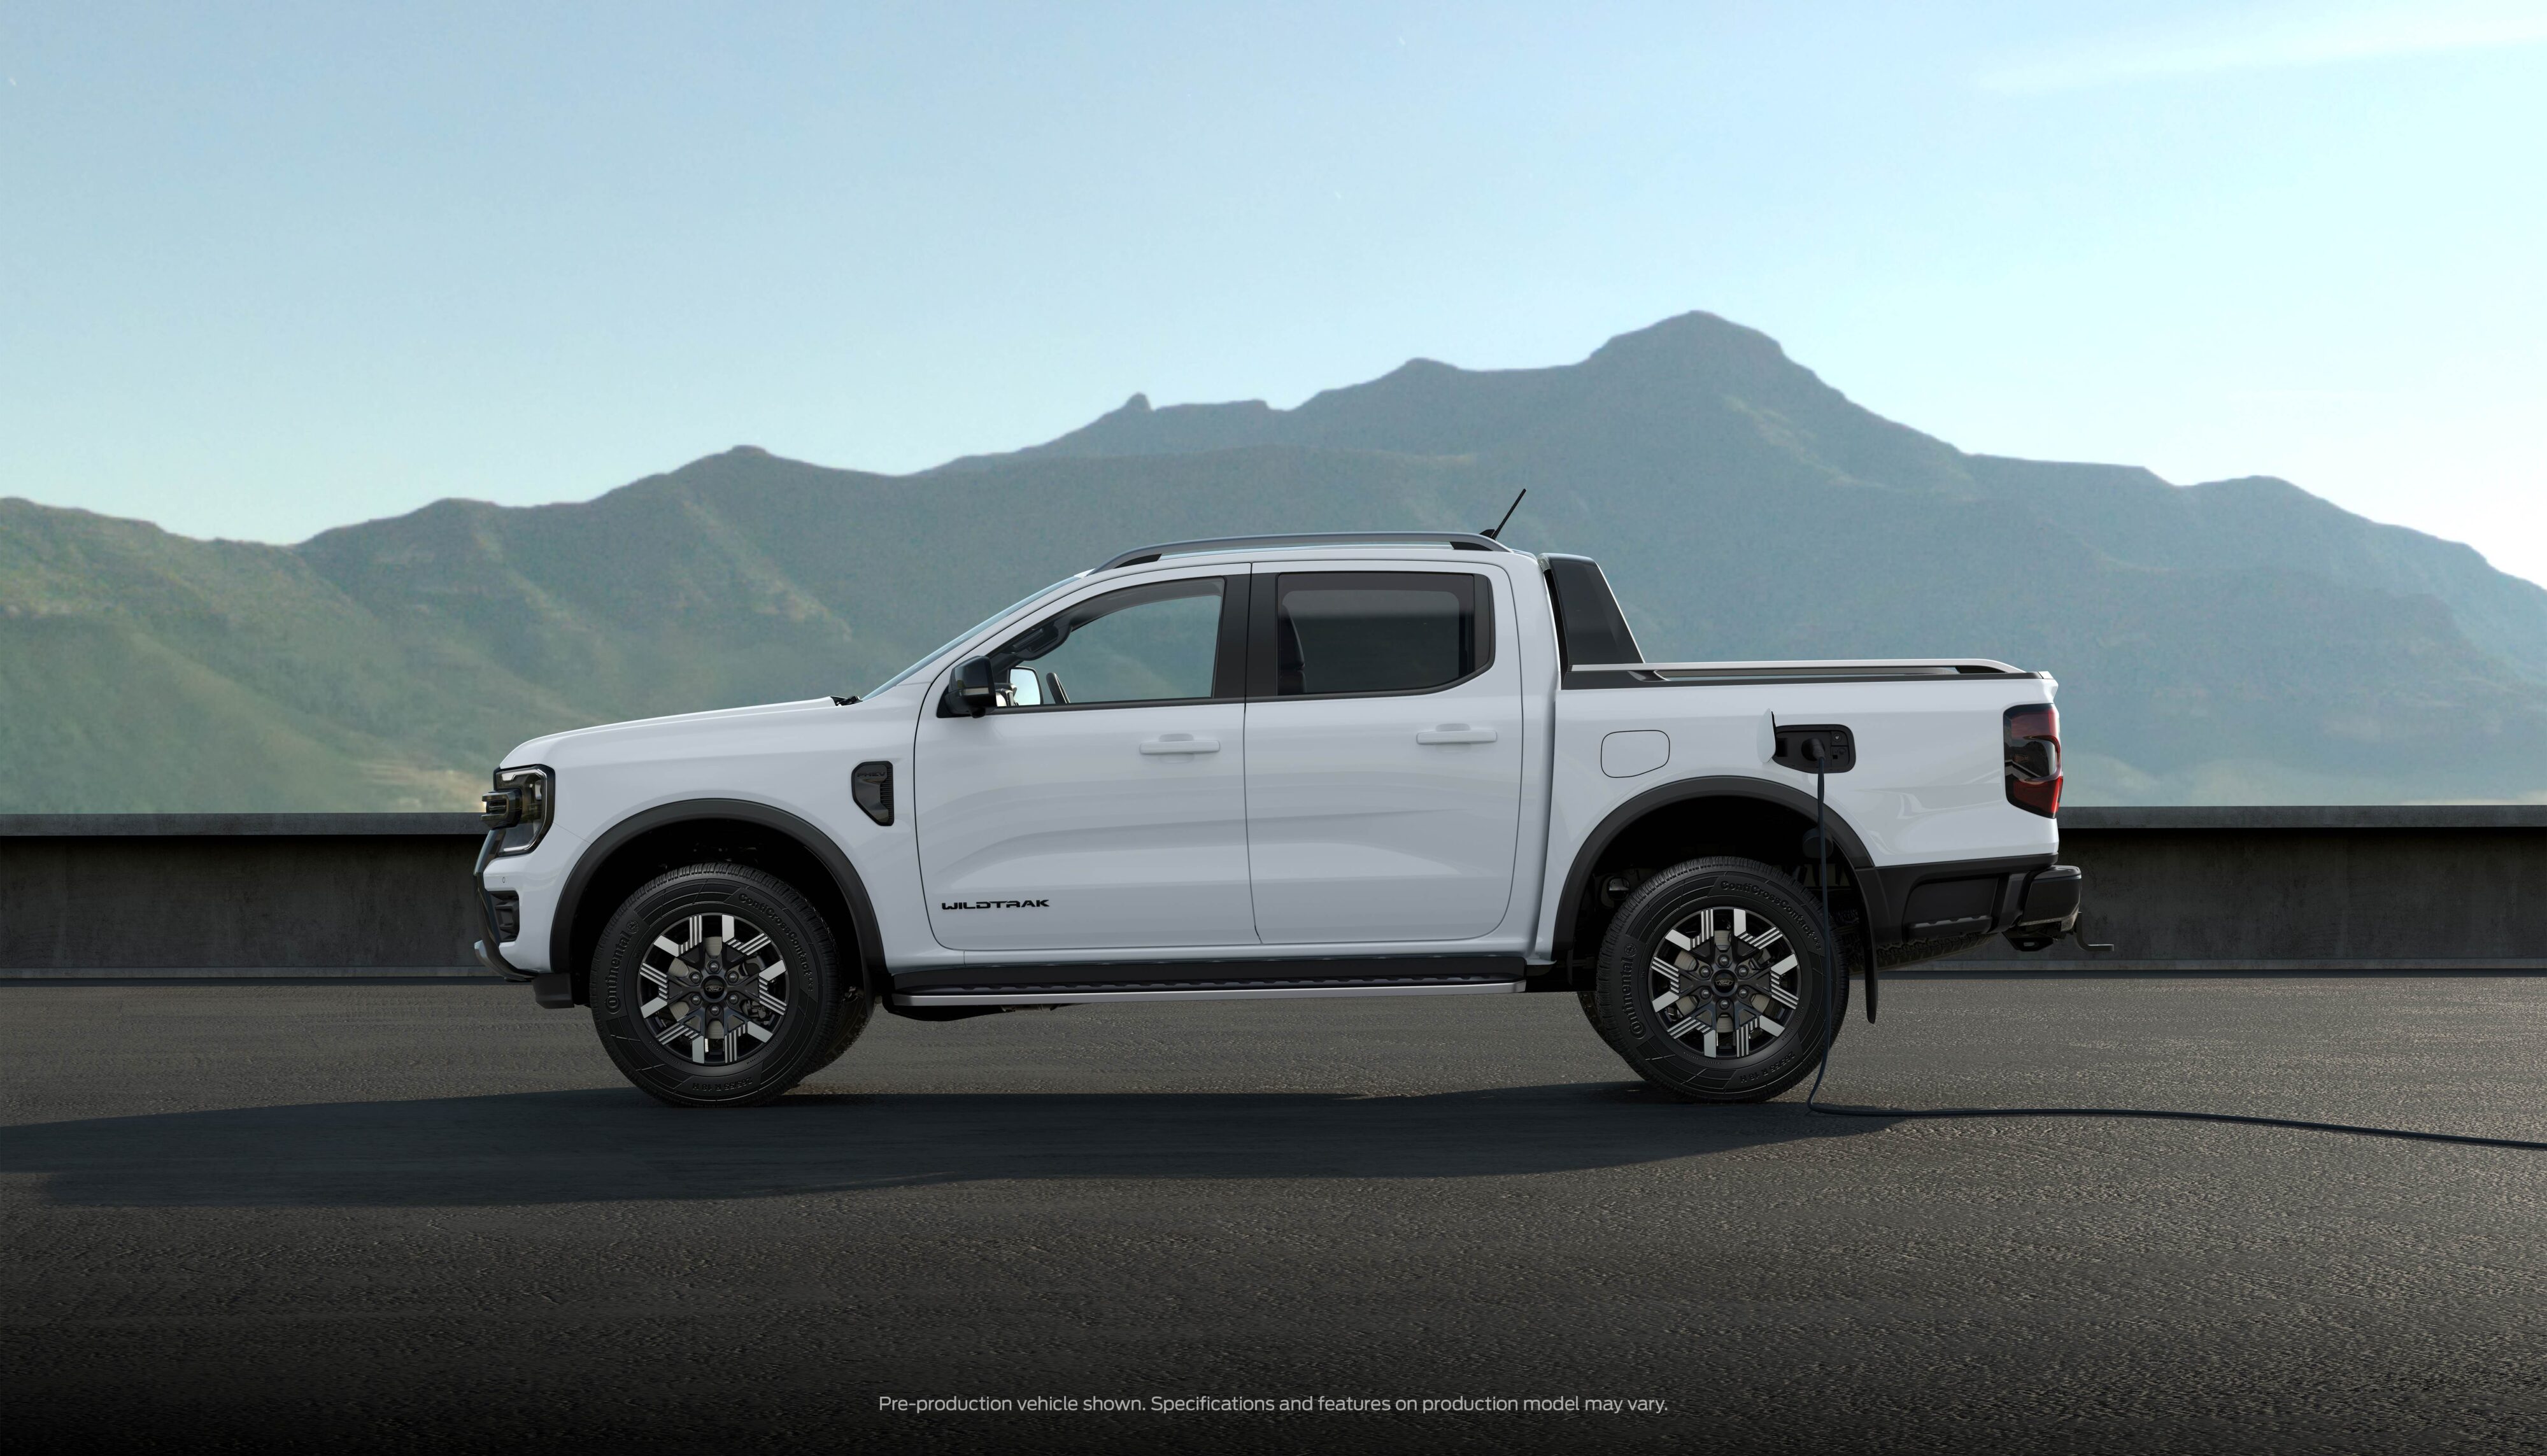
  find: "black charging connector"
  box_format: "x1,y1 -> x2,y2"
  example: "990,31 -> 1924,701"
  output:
1774,724 -> 1854,775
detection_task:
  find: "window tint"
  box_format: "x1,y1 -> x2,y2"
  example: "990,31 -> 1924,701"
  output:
990,578 -> 1226,707
1274,572 -> 1485,696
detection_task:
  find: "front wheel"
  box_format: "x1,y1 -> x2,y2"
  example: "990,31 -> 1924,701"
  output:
589,863 -> 870,1108
1589,856 -> 1845,1103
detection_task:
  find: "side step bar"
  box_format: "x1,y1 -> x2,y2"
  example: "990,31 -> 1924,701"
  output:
896,981 -> 1527,1007
890,952 -> 1531,1007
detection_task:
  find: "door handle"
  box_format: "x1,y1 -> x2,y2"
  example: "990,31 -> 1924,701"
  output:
1139,735 -> 1221,755
1415,725 -> 1498,745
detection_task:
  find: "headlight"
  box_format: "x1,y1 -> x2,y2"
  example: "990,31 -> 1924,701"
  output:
481,765 -> 555,855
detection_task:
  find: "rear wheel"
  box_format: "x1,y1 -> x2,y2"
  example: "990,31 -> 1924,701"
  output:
588,863 -> 870,1108
1589,856 -> 1845,1103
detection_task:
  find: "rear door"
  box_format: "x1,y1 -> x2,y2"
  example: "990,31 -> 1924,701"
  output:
1242,564 -> 1525,943
914,569 -> 1256,951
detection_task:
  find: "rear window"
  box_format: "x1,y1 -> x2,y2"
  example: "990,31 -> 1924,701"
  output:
1273,572 -> 1487,696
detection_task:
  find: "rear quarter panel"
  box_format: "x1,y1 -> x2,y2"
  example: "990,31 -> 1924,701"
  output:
1535,675 -> 2061,958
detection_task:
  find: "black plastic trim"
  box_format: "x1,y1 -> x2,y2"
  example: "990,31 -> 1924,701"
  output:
902,976 -> 1516,998
551,798 -> 888,991
1543,554 -> 1643,670
851,762 -> 894,826
1212,577 -> 1251,700
893,953 -> 1524,994
1885,852 -> 2066,942
2015,863 -> 2083,926
487,890 -> 521,942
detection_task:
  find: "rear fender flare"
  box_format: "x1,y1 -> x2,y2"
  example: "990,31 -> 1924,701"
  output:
1550,775 -> 1886,959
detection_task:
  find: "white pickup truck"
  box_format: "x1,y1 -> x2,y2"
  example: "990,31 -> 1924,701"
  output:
474,532 -> 2080,1107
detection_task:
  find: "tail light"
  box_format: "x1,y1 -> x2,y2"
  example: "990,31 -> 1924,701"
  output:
2004,704 -> 2061,817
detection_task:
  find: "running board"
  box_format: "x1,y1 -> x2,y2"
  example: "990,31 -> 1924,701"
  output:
890,952 -> 1529,1006
895,980 -> 1527,1007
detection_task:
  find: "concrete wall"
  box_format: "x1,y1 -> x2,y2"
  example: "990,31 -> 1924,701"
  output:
4,808 -> 2543,976
0,816 -> 486,976
1940,807 -> 2547,970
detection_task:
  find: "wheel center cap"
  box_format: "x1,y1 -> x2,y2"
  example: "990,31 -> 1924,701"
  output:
703,975 -> 727,998
1713,972 -> 1736,994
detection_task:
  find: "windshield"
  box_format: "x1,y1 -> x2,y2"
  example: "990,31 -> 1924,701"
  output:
861,576 -> 1083,699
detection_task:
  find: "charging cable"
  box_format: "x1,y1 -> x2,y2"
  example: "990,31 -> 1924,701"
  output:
1794,739 -> 2547,1151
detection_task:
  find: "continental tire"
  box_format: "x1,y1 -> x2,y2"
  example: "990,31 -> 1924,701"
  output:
589,862 -> 872,1108
1578,984 -> 1635,1059
1591,856 -> 1845,1103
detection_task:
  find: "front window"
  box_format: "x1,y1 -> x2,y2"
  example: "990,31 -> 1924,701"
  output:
861,576 -> 1082,700
990,577 -> 1228,708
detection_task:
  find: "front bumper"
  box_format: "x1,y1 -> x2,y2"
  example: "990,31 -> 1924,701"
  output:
472,828 -> 576,1006
471,830 -> 527,980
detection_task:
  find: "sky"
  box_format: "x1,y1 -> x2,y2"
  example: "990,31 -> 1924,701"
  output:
4,2 -> 2545,581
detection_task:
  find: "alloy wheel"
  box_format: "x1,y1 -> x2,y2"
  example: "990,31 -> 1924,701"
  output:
639,911 -> 788,1066
1647,905 -> 1801,1059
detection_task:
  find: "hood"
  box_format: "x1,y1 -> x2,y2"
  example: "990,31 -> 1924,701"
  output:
501,696 -> 846,768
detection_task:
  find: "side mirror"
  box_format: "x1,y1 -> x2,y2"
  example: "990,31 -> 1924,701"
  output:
953,656 -> 998,717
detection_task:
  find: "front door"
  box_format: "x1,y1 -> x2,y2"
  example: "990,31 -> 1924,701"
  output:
915,570 -> 1256,952
1243,566 -> 1525,943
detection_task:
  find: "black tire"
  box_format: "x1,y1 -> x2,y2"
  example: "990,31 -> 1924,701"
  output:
589,862 -> 871,1108
1577,982 -> 1640,1060
1589,856 -> 1847,1103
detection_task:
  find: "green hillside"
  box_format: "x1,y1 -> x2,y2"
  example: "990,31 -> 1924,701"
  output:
7,311 -> 2545,809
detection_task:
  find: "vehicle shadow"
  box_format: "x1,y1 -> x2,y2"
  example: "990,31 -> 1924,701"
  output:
1,1082 -> 1891,1209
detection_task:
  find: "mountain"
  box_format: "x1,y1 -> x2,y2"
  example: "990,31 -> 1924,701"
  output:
6,311 -> 2546,810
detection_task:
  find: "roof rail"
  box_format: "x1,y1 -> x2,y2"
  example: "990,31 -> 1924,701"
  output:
1097,531 -> 1520,572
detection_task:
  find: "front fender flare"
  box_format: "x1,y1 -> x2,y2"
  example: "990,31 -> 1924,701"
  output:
551,798 -> 887,987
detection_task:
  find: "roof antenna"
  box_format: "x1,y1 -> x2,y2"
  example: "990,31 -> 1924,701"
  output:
1481,489 -> 1527,541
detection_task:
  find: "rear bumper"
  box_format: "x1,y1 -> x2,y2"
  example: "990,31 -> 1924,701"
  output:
2011,863 -> 2082,934
1869,856 -> 2081,945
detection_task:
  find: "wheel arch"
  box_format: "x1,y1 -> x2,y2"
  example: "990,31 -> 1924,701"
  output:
1550,775 -> 1888,964
552,799 -> 887,1005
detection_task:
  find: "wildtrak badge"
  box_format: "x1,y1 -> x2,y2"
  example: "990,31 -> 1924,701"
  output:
940,899 -> 1051,910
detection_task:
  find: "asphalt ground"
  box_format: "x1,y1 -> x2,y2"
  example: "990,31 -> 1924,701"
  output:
6,975 -> 2547,1455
